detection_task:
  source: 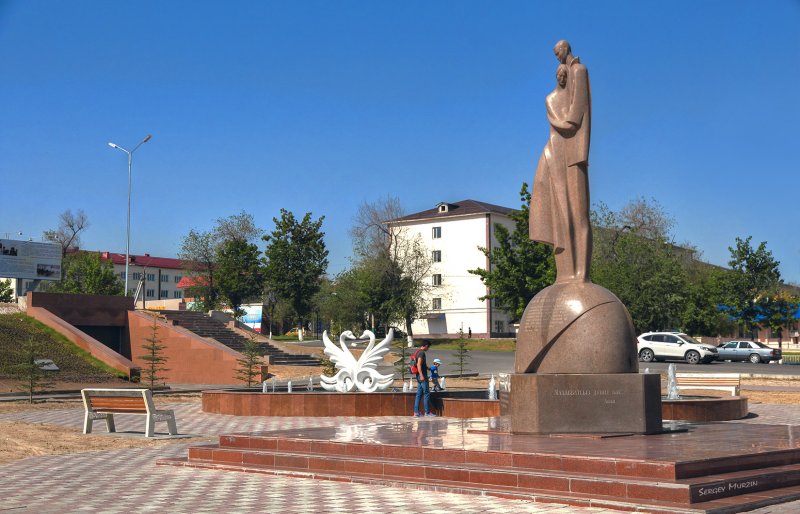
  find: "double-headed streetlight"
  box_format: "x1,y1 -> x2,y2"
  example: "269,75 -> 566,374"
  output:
108,134 -> 152,296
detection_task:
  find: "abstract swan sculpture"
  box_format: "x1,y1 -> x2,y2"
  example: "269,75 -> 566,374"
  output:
319,329 -> 395,392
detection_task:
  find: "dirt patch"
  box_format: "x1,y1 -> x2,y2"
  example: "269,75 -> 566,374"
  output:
740,390 -> 800,405
0,420 -> 206,465
0,396 -> 207,465
0,399 -> 84,413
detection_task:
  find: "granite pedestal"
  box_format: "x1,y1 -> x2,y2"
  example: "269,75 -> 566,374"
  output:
509,373 -> 662,434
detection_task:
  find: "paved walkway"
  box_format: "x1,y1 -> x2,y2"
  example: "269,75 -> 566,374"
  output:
2,402 -> 800,513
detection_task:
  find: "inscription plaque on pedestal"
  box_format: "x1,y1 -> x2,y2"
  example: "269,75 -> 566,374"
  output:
510,373 -> 662,434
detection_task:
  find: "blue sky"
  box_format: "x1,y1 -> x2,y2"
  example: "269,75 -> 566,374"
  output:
1,1 -> 799,282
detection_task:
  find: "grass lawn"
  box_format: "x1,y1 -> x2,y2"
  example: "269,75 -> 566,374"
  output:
0,313 -> 125,381
425,338 -> 515,352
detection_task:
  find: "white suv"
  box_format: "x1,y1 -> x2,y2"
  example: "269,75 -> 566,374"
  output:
637,332 -> 719,365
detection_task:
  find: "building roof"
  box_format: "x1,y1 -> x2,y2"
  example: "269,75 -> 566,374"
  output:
99,251 -> 184,270
389,199 -> 515,223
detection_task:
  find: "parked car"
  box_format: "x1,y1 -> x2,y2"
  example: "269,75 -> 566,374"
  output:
716,340 -> 781,363
637,332 -> 719,364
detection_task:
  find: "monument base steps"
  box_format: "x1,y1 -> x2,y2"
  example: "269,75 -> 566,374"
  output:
159,418 -> 800,513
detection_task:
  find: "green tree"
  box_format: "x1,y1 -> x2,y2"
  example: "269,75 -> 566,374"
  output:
760,290 -> 800,348
179,211 -> 263,311
469,183 -> 555,321
10,338 -> 54,403
263,209 -> 329,334
312,275 -> 366,336
235,333 -> 264,387
140,315 -> 169,389
591,199 -> 687,333
216,239 -> 263,319
349,196 -> 432,343
722,236 -> 782,336
0,279 -> 13,303
680,264 -> 734,336
393,339 -> 410,381
450,329 -> 471,377
179,229 -> 219,310
320,354 -> 337,378
49,251 -> 124,295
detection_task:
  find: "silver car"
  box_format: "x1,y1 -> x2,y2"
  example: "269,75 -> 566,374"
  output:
717,340 -> 781,364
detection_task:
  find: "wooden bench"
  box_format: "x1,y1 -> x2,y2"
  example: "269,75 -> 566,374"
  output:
81,388 -> 178,438
675,373 -> 740,396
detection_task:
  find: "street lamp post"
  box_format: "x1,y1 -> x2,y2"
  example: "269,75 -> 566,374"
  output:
108,134 -> 152,296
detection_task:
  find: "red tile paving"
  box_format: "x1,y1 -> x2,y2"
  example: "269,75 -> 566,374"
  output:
3,400 -> 800,512
165,415 -> 800,512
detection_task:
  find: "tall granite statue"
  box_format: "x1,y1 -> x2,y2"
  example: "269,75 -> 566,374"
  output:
529,40 -> 591,282
509,41 -> 661,434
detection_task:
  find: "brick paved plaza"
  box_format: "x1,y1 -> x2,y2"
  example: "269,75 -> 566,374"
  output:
2,401 -> 799,513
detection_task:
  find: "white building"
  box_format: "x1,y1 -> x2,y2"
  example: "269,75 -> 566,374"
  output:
388,199 -> 517,338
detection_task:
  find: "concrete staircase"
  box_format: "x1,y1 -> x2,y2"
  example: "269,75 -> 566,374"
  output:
157,310 -> 320,366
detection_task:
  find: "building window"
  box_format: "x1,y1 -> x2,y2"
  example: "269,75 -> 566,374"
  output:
132,272 -> 142,280
161,274 -> 169,282
174,275 -> 182,283
128,289 -> 136,296
173,291 -> 182,299
432,250 -> 441,262
160,290 -> 169,298
146,289 -> 155,298
432,274 -> 442,286
147,273 -> 155,282
432,226 -> 441,239
432,298 -> 442,310
119,272 -> 125,279
494,320 -> 505,333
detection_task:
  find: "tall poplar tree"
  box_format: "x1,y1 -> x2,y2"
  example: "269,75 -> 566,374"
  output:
263,209 -> 328,330
468,183 -> 555,321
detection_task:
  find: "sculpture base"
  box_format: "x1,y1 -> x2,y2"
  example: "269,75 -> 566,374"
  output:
509,373 -> 662,434
516,281 -> 638,374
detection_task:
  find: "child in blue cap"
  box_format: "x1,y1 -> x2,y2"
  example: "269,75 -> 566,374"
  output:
430,358 -> 442,391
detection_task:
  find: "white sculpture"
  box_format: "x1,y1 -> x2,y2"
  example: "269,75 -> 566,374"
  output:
307,376 -> 313,391
287,380 -> 292,393
262,380 -> 268,393
439,377 -> 446,390
498,373 -> 511,392
320,329 -> 395,392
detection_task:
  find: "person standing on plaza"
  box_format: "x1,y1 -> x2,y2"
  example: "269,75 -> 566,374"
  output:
412,340 -> 435,417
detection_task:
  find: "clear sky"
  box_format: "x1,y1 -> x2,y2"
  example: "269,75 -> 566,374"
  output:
1,1 -> 798,282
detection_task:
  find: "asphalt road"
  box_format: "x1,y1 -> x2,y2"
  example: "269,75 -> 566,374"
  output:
636,359 -> 800,376
284,339 -> 800,377
427,352 -> 800,377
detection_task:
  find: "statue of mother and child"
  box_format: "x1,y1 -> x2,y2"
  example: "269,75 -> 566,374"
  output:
516,41 -> 639,376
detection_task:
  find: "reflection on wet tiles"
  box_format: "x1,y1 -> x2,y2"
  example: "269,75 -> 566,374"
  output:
243,416 -> 800,465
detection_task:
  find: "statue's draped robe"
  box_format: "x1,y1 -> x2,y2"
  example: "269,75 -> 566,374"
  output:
529,57 -> 591,267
